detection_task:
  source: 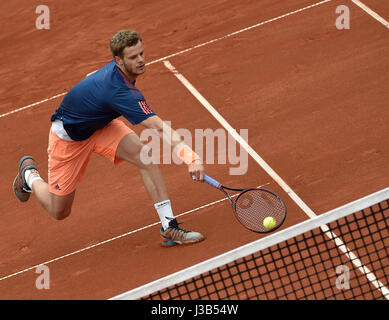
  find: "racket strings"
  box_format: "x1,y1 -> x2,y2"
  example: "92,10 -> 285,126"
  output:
235,189 -> 286,232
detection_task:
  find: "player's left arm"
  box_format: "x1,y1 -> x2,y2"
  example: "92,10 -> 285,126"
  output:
140,115 -> 204,181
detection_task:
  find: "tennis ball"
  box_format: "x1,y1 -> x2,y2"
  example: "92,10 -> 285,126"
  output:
263,217 -> 277,230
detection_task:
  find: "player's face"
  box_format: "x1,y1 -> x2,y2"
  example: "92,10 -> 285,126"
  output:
116,40 -> 146,80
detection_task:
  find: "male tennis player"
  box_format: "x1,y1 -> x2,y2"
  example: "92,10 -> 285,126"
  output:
13,30 -> 205,246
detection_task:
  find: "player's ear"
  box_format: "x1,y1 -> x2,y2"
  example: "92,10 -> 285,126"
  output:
114,55 -> 123,67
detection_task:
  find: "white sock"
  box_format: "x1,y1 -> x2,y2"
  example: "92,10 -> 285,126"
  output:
154,200 -> 175,231
24,169 -> 43,189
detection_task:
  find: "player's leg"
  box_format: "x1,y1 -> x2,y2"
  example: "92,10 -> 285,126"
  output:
13,156 -> 75,220
31,178 -> 75,220
115,132 -> 204,246
95,119 -> 205,246
115,132 -> 169,203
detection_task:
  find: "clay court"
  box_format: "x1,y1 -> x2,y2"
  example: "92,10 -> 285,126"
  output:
0,0 -> 388,300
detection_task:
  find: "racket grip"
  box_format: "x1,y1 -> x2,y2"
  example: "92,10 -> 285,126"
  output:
204,174 -> 221,189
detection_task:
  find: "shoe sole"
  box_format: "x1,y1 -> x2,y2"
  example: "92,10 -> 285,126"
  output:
161,236 -> 205,247
13,174 -> 30,202
13,156 -> 35,202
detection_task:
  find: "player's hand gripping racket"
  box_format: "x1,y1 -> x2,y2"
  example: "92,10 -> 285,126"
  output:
203,174 -> 286,233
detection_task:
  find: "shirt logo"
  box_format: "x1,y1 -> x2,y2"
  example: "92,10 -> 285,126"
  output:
138,101 -> 153,115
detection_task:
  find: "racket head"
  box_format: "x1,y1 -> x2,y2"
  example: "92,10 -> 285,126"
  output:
233,187 -> 286,233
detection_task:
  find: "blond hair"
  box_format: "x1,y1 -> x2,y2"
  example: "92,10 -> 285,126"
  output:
110,30 -> 142,57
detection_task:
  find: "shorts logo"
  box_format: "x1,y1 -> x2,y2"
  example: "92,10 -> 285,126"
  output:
138,101 -> 153,115
54,184 -> 61,191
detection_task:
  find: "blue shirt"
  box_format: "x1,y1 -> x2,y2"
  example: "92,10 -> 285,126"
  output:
51,60 -> 156,141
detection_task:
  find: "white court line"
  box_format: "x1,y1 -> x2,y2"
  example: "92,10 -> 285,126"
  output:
351,0 -> 389,28
163,60 -> 389,299
164,61 -> 316,218
0,183 -> 269,282
0,0 -> 332,120
0,92 -> 66,119
321,224 -> 389,298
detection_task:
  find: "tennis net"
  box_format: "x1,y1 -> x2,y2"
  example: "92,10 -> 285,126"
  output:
111,187 -> 389,300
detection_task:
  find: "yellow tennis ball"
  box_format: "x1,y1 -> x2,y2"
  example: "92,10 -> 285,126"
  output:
263,217 -> 277,230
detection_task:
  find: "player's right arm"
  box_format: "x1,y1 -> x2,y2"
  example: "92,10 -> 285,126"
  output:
140,115 -> 204,181
110,87 -> 204,180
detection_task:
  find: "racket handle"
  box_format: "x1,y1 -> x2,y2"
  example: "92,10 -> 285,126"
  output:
204,174 -> 221,189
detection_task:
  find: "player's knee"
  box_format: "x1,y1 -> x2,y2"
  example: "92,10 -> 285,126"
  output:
125,144 -> 156,169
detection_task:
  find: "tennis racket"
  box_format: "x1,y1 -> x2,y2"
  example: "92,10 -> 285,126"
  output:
203,174 -> 286,233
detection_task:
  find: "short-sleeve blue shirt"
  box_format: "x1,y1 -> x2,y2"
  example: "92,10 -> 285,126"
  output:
51,60 -> 156,141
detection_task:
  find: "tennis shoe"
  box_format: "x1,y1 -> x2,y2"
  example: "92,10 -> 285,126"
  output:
160,218 -> 205,246
13,156 -> 38,202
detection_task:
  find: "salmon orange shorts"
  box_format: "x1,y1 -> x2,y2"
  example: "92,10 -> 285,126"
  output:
47,119 -> 133,196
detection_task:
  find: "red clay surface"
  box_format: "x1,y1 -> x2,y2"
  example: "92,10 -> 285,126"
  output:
0,0 -> 388,299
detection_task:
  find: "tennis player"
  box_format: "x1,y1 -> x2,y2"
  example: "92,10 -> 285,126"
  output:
13,30 -> 205,246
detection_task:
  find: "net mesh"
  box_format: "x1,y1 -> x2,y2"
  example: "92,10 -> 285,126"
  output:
112,190 -> 389,300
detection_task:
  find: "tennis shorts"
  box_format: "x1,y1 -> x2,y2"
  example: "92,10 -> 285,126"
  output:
47,119 -> 133,196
